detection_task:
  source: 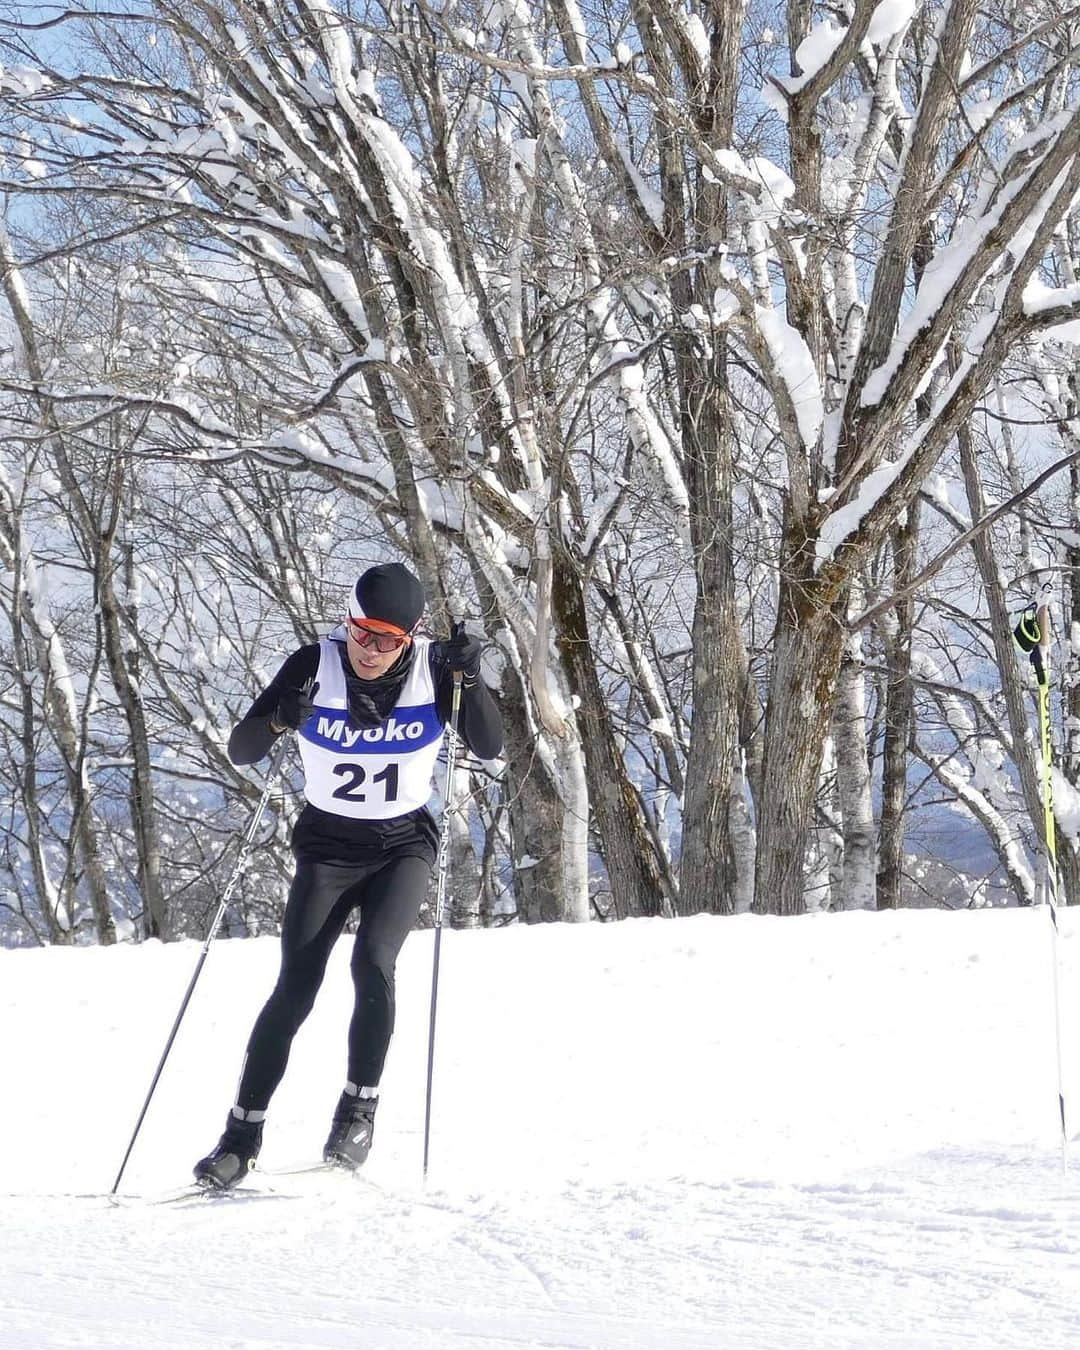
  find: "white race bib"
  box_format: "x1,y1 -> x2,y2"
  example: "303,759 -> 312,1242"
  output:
297,637 -> 443,819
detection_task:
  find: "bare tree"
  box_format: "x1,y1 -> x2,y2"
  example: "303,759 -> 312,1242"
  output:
1,1 -> 1078,937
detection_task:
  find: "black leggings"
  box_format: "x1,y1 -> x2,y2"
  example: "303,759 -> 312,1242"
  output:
234,853 -> 431,1113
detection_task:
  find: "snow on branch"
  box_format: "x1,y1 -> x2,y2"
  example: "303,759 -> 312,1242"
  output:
753,304 -> 824,452
1023,278 -> 1080,343
767,0 -> 906,110
856,110 -> 1080,443
0,64 -> 52,96
717,271 -> 823,469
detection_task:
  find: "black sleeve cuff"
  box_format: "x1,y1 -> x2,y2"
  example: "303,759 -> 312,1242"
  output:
228,713 -> 281,766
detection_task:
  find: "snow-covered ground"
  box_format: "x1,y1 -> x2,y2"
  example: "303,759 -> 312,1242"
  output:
2,907 -> 1079,1349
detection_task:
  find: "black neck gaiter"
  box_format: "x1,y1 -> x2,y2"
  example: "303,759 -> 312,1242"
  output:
338,643 -> 415,728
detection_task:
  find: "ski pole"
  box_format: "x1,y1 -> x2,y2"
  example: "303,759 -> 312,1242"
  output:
110,731 -> 292,1195
423,666 -> 464,1181
1014,599 -> 1069,1171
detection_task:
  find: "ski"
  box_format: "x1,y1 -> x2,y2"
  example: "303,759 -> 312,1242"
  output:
107,1177 -> 298,1207
260,1162 -> 362,1180
101,1165 -> 360,1208
264,1164 -> 333,1177
153,1181 -> 281,1206
145,1184 -> 225,1207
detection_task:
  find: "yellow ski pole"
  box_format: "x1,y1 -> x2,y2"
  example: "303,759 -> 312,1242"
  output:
1015,600 -> 1069,1171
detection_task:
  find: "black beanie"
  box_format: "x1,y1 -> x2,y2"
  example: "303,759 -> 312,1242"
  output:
349,563 -> 425,633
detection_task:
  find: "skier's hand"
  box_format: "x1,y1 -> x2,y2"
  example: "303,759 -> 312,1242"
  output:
271,685 -> 316,733
433,623 -> 483,681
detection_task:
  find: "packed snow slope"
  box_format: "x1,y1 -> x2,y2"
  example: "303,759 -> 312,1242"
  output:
2,907 -> 1079,1350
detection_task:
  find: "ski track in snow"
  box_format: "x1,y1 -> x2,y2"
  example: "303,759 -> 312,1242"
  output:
2,910 -> 1080,1348
4,1155 -> 1078,1349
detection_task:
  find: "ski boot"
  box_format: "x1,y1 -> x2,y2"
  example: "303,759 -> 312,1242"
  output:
323,1091 -> 377,1170
193,1111 -> 263,1190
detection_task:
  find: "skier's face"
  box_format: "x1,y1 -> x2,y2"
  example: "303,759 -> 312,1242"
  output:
345,617 -> 410,679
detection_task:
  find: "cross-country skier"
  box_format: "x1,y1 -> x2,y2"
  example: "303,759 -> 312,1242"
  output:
193,562 -> 503,1188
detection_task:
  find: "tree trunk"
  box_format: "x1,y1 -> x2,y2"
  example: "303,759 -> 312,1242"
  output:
556,730 -> 592,923
469,564 -> 568,923
21,556 -> 116,944
97,496 -> 166,939
1058,453 -> 1080,905
876,224 -> 933,910
449,799 -> 481,929
833,634 -> 876,909
499,667 -> 565,923
729,759 -> 756,913
674,0 -> 745,917
551,552 -> 671,918
678,544 -> 740,913
876,509 -> 919,909
754,548 -> 847,915
812,734 -> 844,911
676,348 -> 742,911
957,431 -> 1046,902
14,643 -> 68,945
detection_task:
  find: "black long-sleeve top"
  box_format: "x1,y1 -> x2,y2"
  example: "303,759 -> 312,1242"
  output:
229,638 -> 502,865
